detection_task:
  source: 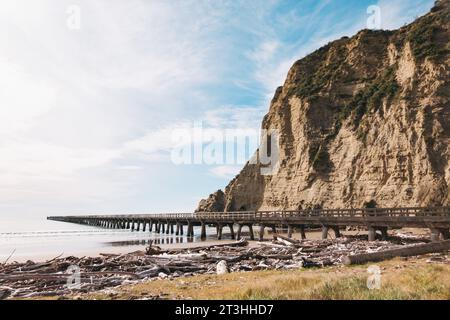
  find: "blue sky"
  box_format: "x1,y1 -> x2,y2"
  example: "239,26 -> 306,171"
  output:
0,0 -> 434,218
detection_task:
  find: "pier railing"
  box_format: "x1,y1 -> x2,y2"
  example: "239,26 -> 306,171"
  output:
51,206 -> 450,221
47,206 -> 450,242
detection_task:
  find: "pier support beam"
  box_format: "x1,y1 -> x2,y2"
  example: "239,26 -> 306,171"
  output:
259,225 -> 265,241
237,224 -> 243,240
248,224 -> 255,240
237,224 -> 254,240
321,226 -> 329,240
287,225 -> 293,238
165,222 -> 170,234
368,227 -> 376,242
228,224 -> 235,240
201,223 -> 207,240
299,226 -> 306,240
217,224 -> 223,240
187,222 -> 194,238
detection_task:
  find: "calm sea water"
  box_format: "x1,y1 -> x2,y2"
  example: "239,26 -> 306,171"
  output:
0,214 -> 218,262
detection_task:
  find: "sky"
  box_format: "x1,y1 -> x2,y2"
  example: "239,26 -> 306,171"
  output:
0,0 -> 435,219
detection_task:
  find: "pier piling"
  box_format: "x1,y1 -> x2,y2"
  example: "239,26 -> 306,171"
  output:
47,207 -> 450,244
321,226 -> 329,240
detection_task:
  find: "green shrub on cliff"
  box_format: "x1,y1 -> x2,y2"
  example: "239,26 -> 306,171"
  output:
339,65 -> 400,130
407,15 -> 440,61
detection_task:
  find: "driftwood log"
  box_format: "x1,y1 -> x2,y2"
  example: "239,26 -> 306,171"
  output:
1,234 -> 445,299
273,234 -> 300,246
343,240 -> 450,265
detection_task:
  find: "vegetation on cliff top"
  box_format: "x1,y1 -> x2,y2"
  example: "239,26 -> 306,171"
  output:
288,42 -> 348,100
405,1 -> 449,62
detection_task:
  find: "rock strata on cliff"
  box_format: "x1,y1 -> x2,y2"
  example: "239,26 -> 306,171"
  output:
198,0 -> 450,212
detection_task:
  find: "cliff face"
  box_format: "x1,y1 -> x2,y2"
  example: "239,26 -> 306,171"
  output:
197,0 -> 450,212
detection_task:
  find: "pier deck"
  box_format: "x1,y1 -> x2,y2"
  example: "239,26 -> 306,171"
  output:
48,207 -> 450,242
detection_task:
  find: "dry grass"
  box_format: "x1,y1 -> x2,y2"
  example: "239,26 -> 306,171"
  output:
80,257 -> 450,300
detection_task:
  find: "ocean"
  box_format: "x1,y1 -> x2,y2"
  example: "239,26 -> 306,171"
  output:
0,214 -> 218,263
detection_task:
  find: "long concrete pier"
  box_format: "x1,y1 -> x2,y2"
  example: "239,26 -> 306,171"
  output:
48,206 -> 450,242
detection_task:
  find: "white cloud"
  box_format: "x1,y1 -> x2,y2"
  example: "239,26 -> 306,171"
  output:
0,0 -> 226,208
121,104 -> 266,164
0,60 -> 57,136
249,41 -> 280,64
377,0 -> 434,30
0,0 -> 434,214
202,105 -> 267,129
209,165 -> 241,179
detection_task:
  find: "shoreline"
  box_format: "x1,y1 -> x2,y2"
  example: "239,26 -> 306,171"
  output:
2,228 -> 430,264
1,227 -> 446,301
1,229 -> 443,300
2,238 -> 248,264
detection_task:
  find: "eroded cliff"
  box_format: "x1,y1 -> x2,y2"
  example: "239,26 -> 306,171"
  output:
198,0 -> 450,212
